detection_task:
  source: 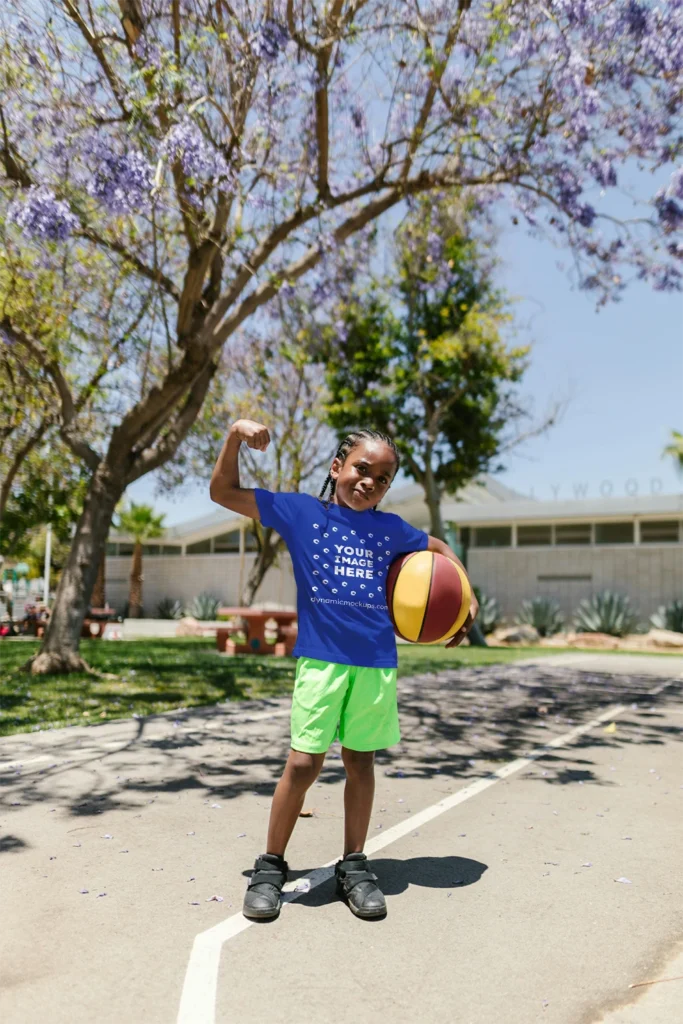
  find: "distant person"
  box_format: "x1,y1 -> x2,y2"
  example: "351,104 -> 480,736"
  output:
210,419 -> 477,920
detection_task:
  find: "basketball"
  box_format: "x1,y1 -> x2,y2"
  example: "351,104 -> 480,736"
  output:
386,550 -> 472,644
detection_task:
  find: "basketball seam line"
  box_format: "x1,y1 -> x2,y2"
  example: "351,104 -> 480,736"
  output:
416,550 -> 434,643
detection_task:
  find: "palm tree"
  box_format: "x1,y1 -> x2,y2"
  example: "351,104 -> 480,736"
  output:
664,430 -> 683,473
116,502 -> 165,618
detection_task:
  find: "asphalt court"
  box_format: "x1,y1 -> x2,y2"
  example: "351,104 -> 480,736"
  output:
1,652 -> 682,1024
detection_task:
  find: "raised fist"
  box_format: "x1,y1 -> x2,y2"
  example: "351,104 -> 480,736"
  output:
230,419 -> 271,452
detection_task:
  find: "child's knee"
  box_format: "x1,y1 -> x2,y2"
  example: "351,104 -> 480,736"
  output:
341,747 -> 375,778
287,749 -> 323,786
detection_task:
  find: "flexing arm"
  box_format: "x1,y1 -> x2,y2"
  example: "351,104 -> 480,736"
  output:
209,419 -> 271,519
427,535 -> 479,648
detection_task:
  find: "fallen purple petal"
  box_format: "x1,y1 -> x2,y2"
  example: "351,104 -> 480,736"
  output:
206,895 -> 224,902
615,877 -> 632,884
236,832 -> 247,838
101,834 -> 113,839
79,888 -> 89,894
187,831 -> 195,836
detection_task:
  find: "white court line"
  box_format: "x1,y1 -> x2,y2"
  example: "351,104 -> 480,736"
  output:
176,673 -> 681,1024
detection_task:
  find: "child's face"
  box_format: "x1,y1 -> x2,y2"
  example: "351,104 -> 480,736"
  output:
330,440 -> 397,510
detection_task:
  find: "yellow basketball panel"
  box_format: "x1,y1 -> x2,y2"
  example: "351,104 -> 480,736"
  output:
392,550 -> 433,642
422,562 -> 473,645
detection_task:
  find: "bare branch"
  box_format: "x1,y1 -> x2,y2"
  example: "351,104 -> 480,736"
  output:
0,316 -> 101,470
125,360 -> 218,483
62,0 -> 129,116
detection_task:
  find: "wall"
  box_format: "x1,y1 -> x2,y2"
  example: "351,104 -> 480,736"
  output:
105,553 -> 297,614
468,544 -> 683,621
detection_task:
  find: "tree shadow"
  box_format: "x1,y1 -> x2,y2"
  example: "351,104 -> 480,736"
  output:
1,662 -> 681,826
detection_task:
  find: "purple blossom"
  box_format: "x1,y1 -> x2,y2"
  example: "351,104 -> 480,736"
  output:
655,195 -> 683,234
624,1 -> 649,39
162,120 -> 234,189
589,157 -> 617,188
87,144 -> 153,213
8,186 -> 78,242
252,20 -> 289,62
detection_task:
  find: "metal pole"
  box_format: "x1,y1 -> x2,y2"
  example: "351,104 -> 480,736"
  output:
43,524 -> 52,606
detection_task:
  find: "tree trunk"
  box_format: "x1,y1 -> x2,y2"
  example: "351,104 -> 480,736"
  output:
423,457 -> 487,646
25,464 -> 124,674
91,551 -> 106,608
424,460 -> 446,541
128,541 -> 144,618
242,530 -> 283,606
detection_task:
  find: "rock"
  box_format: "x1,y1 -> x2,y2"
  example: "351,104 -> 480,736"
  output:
568,632 -> 620,650
646,628 -> 683,649
490,624 -> 540,644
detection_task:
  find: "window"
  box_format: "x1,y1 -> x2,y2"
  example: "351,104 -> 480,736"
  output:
214,531 -> 240,553
118,543 -> 134,556
555,523 -> 591,545
142,544 -> 160,556
595,521 -> 634,545
640,520 -> 680,543
459,527 -> 471,547
186,539 -> 212,554
517,524 -> 552,546
106,542 -> 118,556
472,526 -> 512,548
161,545 -> 181,556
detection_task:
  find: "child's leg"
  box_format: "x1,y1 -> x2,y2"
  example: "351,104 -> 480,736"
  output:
340,747 -> 375,856
265,748 -> 326,857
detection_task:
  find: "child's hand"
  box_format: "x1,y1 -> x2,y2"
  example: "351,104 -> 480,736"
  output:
445,592 -> 479,648
230,419 -> 271,452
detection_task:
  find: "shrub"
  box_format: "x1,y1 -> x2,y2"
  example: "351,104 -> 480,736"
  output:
473,587 -> 500,634
650,599 -> 683,633
573,590 -> 638,637
185,592 -> 222,621
157,598 -> 183,620
516,597 -> 564,637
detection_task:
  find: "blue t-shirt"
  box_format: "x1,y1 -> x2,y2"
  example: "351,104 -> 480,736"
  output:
254,490 -> 429,669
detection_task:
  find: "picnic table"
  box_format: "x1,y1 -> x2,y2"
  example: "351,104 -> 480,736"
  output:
216,607 -> 297,657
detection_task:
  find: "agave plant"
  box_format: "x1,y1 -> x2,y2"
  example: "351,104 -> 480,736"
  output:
157,597 -> 184,620
185,592 -> 222,621
573,590 -> 639,637
650,599 -> 683,633
516,597 -> 564,637
473,588 -> 500,635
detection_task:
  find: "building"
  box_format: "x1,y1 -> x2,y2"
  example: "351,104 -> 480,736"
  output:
106,480 -> 683,621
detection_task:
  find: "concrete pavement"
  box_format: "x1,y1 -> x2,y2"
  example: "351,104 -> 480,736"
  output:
1,653 -> 682,1024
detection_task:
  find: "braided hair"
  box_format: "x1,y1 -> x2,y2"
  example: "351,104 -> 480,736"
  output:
318,429 -> 400,511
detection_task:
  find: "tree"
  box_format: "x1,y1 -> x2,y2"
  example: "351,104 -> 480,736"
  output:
115,502 -> 165,618
159,294 -> 337,604
0,1 -> 681,671
323,193 -> 554,538
664,430 -> 683,473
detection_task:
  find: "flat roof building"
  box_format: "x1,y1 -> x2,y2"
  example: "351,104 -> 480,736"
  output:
106,481 -> 683,623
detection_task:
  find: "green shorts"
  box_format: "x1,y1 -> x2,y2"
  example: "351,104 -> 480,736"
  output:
290,657 -> 401,754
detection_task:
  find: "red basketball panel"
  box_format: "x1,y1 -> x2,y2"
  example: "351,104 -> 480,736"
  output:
418,553 -> 464,643
386,551 -> 420,641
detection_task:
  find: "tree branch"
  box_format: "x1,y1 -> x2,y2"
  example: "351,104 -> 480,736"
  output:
0,317 -> 101,471
0,417 -> 51,522
62,0 -> 130,116
125,360 -> 218,483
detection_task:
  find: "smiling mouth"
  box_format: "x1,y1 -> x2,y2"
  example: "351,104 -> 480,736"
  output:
354,489 -> 371,501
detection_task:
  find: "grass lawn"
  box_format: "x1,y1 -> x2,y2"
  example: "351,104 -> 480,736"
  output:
0,638 -> 557,738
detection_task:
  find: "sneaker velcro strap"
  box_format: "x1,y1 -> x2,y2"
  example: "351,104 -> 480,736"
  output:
337,869 -> 378,888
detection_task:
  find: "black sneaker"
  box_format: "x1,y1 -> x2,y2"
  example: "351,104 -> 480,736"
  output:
243,853 -> 289,920
334,852 -> 387,918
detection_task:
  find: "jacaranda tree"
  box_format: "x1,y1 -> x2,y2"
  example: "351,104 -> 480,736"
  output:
0,0 -> 681,671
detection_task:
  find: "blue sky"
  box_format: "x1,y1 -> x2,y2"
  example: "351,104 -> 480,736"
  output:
131,178 -> 683,525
